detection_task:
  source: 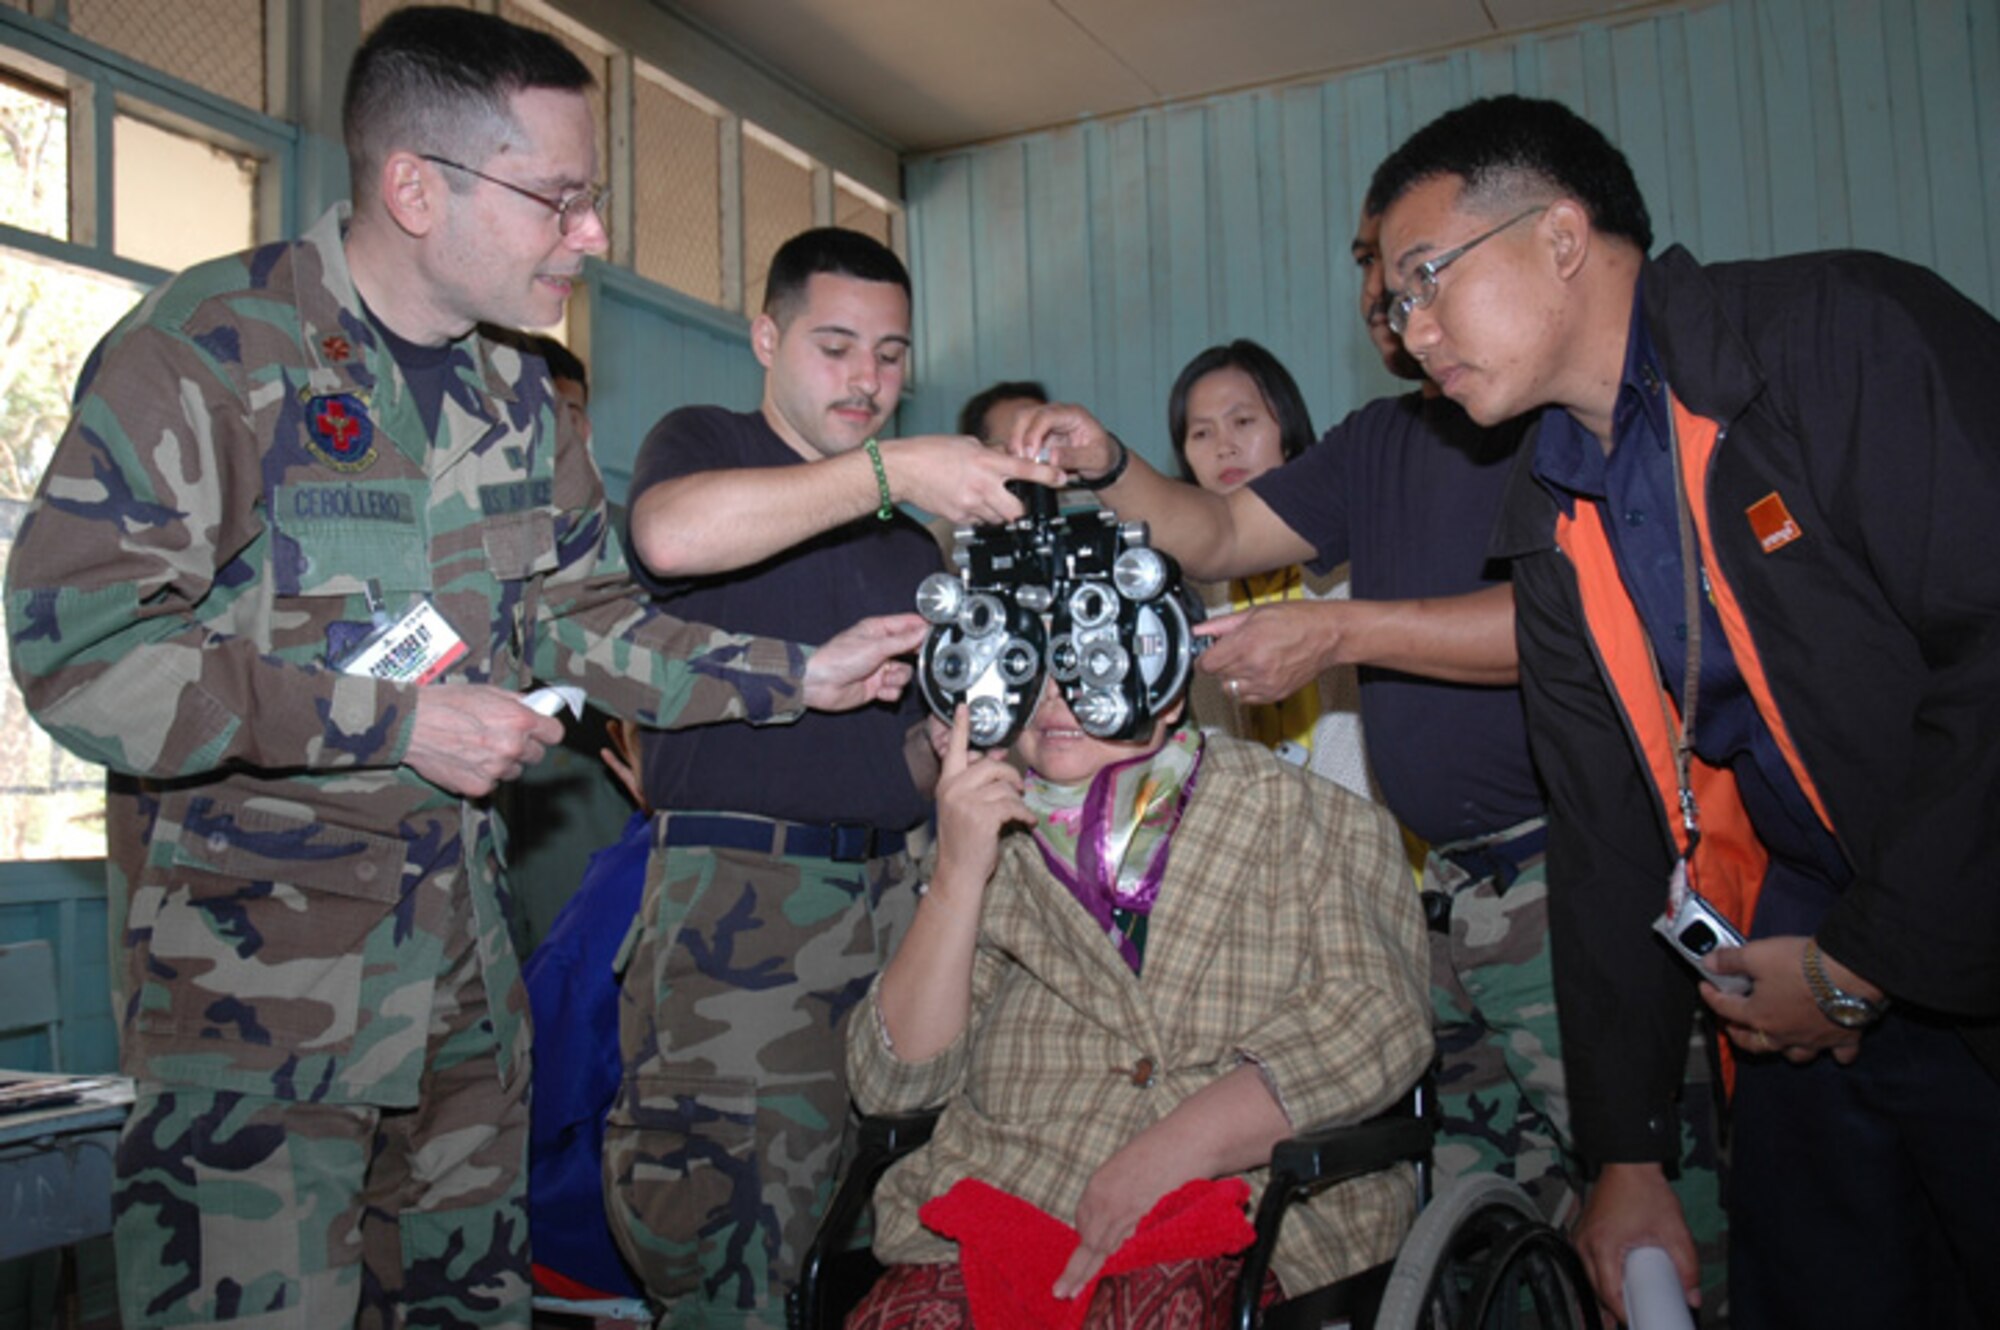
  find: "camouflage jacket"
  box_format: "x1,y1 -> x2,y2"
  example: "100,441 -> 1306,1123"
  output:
5,206 -> 807,1105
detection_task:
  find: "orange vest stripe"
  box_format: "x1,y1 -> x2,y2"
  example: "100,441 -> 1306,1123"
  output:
1553,503 -> 1770,933
1669,399 -> 1837,832
1555,442 -> 1780,1096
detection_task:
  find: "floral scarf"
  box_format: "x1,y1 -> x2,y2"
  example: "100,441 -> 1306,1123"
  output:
1025,724 -> 1204,974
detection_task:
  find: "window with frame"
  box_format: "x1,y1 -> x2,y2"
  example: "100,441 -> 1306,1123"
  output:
742,122 -> 814,317
1,13 -> 291,860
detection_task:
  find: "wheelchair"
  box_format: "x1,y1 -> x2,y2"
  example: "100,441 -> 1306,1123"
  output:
789,1076 -> 1599,1330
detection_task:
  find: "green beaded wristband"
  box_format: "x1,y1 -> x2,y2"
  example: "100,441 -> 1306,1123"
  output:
863,437 -> 893,521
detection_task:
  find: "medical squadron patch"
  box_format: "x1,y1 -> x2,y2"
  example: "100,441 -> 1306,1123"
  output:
304,392 -> 377,472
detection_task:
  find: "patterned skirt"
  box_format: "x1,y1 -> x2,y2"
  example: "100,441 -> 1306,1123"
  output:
845,1255 -> 1281,1329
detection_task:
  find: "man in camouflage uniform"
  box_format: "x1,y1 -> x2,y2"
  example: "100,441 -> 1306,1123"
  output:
2,11 -> 921,1328
605,227 -> 1061,1328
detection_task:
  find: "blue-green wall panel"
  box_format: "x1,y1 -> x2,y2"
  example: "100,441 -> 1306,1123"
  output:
583,269 -> 762,503
900,0 -> 2000,471
0,859 -> 117,1075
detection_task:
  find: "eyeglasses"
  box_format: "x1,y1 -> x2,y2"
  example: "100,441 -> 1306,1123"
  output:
1385,206 -> 1547,336
420,154 -> 609,236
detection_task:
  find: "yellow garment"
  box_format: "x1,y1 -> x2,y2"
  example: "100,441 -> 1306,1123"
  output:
1229,566 -> 1322,752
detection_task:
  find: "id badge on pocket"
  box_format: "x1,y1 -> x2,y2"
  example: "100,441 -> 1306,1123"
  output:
336,596 -> 467,684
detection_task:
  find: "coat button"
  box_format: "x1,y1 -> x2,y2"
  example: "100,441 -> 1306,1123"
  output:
355,860 -> 378,883
206,833 -> 228,854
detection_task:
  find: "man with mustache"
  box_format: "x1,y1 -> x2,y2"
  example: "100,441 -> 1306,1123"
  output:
607,226 -> 1062,1328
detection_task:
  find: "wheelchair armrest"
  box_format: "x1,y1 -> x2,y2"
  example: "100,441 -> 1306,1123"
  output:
854,1109 -> 939,1162
1267,1115 -> 1436,1192
791,1110 -> 941,1330
1231,1090 -> 1436,1330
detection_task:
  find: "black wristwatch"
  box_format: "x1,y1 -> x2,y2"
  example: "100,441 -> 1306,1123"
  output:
1076,436 -> 1129,490
1802,938 -> 1888,1029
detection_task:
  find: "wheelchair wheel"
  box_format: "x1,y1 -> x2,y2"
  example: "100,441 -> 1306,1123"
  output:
1462,1223 -> 1598,1330
1373,1172 -> 1569,1330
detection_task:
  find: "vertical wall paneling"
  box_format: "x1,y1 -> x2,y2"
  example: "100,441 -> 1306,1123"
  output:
1833,1 -> 1895,251
1278,83 -> 1335,421
1028,129 -> 1096,403
1683,4 -> 1752,260
1883,0 -> 1936,260
1915,0 -> 1989,301
1653,22 -> 1700,255
898,0 -> 2000,467
583,263 -> 760,502
0,860 -> 117,1074
971,148 -> 1033,393
1805,0 -> 1857,251
1163,103 -> 1213,401
1610,22 -> 1674,242
1973,0 -> 2000,300
1755,0 -> 1823,250
1106,114 -> 1157,451
1215,95 -> 1269,346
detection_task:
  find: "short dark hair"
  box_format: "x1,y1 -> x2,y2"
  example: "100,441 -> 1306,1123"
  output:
763,227 -> 912,324
485,328 -> 589,399
1366,95 -> 1652,252
532,335 -> 587,394
344,6 -> 593,204
956,380 -> 1049,439
1167,340 -> 1316,483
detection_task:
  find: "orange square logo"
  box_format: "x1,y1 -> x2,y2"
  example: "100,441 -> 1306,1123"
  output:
1747,493 -> 1801,553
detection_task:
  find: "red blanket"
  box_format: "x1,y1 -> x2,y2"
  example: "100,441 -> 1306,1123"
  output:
918,1177 -> 1255,1330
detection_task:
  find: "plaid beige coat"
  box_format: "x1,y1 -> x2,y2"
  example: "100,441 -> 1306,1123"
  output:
849,734 -> 1433,1296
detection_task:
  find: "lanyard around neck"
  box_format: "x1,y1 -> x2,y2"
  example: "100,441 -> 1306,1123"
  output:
1653,402 -> 1704,852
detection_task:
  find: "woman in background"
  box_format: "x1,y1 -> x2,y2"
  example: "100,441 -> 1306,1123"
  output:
1168,340 -> 1373,799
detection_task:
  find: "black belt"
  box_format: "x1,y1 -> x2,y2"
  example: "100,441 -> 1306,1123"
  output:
659,812 -> 907,864
1423,821 -> 1548,933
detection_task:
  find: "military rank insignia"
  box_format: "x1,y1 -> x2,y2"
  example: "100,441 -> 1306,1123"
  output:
304,392 -> 377,472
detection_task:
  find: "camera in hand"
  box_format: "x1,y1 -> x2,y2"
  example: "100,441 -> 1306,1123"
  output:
1652,882 -> 1752,996
915,483 -> 1204,748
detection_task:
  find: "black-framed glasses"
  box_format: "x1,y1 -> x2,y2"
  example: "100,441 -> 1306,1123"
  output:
1386,205 -> 1547,336
420,154 -> 609,236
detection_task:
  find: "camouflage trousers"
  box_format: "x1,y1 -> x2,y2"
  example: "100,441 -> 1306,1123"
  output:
604,820 -> 916,1329
111,906 -> 530,1328
1425,819 -> 1728,1311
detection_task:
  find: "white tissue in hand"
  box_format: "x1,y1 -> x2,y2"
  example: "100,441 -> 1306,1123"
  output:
523,684 -> 585,719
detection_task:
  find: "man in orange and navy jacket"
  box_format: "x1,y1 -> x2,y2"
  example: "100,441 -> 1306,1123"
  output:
1369,94 -> 2000,1330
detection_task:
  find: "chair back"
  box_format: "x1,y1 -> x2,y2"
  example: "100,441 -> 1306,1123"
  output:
0,940 -> 63,1070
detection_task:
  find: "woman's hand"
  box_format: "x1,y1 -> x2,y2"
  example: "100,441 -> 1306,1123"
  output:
1053,1132 -> 1202,1299
1052,1064 -> 1289,1301
876,705 -> 1029,1062
931,704 -> 1032,898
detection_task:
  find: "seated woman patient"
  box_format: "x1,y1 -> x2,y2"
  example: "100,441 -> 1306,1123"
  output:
843,670 -> 1433,1328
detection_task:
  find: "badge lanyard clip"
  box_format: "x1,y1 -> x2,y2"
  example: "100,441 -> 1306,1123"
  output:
364,578 -> 391,628
1656,407 -> 1705,879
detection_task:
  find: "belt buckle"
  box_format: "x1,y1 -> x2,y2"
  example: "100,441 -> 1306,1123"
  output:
827,822 -> 874,863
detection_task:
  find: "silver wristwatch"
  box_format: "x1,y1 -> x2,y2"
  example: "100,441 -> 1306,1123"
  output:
1802,938 -> 1888,1029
